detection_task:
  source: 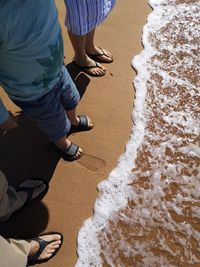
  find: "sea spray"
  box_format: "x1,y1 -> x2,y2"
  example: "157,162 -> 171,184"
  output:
76,1 -> 200,266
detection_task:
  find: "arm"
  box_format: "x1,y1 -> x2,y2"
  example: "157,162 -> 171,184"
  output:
0,98 -> 9,124
0,98 -> 18,131
0,30 -> 17,131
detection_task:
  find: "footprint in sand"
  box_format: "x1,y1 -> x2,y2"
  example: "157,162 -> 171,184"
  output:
62,152 -> 106,172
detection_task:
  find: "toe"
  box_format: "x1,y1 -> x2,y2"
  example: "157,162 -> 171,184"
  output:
36,234 -> 62,260
77,147 -> 83,158
40,234 -> 62,243
86,116 -> 93,128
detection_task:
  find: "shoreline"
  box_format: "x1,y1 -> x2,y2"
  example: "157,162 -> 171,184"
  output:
0,1 -> 150,266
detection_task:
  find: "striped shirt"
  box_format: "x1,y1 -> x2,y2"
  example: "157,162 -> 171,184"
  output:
64,0 -> 116,35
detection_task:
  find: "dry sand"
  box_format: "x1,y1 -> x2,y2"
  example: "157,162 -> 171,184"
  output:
0,1 -> 150,266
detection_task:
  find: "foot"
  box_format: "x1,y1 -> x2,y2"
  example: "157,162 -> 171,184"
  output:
28,233 -> 63,265
16,179 -> 48,210
55,139 -> 83,161
74,54 -> 106,77
68,115 -> 93,136
72,115 -> 93,128
86,46 -> 113,63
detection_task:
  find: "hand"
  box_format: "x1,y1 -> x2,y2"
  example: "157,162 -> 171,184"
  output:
0,113 -> 18,132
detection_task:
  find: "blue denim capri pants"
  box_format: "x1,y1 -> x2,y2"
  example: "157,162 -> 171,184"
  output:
13,66 -> 80,142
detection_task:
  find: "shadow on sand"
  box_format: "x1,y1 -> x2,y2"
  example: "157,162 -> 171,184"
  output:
0,113 -> 59,238
66,61 -> 90,99
0,65 -> 90,239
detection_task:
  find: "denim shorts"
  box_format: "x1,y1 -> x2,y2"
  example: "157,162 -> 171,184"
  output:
13,66 -> 80,142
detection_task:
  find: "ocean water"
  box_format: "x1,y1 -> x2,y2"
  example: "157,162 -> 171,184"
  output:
76,0 -> 200,266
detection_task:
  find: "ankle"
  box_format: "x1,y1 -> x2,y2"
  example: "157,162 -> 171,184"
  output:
70,116 -> 80,126
86,44 -> 97,53
75,54 -> 94,65
28,240 -> 39,257
74,53 -> 87,62
54,139 -> 71,151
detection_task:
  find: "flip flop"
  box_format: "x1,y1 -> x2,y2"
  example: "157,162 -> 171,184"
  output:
68,115 -> 93,136
16,178 -> 48,205
87,47 -> 113,63
27,232 -> 63,266
73,61 -> 106,77
55,142 -> 83,161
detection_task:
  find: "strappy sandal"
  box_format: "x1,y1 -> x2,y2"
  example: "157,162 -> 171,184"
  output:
27,232 -> 63,266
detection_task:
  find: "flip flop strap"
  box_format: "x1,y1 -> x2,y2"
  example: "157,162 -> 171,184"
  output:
64,143 -> 79,156
78,115 -> 88,128
79,61 -> 100,69
28,238 -> 53,262
88,47 -> 106,57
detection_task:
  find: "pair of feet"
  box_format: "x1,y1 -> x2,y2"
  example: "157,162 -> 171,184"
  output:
74,46 -> 113,77
56,115 -> 93,161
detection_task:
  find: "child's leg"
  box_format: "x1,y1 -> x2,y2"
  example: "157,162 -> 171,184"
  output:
65,107 -> 93,128
54,136 -> 83,160
59,66 -> 93,128
12,74 -> 83,161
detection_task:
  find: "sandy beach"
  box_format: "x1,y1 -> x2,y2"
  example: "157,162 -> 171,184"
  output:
0,1 -> 150,266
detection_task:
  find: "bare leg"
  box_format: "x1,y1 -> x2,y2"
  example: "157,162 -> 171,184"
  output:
53,106 -> 93,159
54,107 -> 79,150
54,136 -> 71,150
86,28 -> 113,63
65,107 -> 80,126
67,30 -> 87,63
85,28 -> 96,53
54,106 -> 82,158
67,30 -> 105,76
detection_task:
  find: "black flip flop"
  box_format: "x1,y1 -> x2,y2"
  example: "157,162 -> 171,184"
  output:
16,178 -> 48,205
87,47 -> 113,63
73,61 -> 106,77
68,115 -> 93,136
27,232 -> 63,266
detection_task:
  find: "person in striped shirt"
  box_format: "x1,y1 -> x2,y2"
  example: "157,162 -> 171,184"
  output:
64,0 -> 116,77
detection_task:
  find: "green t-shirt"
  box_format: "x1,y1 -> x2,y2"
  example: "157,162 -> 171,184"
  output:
0,0 -> 64,124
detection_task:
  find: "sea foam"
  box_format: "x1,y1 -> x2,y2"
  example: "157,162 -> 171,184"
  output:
76,0 -> 200,266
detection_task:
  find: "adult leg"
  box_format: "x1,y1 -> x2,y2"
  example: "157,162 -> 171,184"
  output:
60,66 -> 93,130
0,171 -> 46,221
0,170 -> 19,221
67,30 -> 106,76
0,233 -> 62,267
85,28 -> 113,63
0,235 -> 30,267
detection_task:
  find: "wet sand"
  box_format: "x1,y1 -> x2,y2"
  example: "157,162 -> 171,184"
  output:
0,1 -> 149,266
